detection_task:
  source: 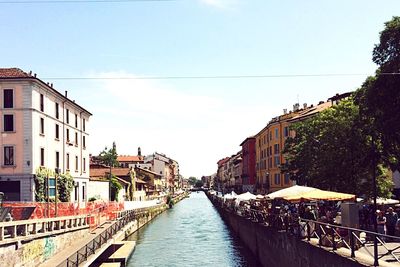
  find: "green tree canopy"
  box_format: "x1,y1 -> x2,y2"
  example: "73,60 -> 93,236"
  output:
188,177 -> 197,185
98,141 -> 119,167
355,16 -> 400,170
282,99 -> 393,199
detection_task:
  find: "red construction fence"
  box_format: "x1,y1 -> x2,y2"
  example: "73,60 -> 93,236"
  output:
2,201 -> 124,230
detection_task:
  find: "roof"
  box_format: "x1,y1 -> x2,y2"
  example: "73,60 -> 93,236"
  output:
89,167 -> 132,178
217,157 -> 230,166
239,136 -> 256,146
0,68 -> 31,78
288,101 -> 332,123
0,68 -> 92,116
135,166 -> 162,177
117,155 -> 144,162
135,178 -> 147,184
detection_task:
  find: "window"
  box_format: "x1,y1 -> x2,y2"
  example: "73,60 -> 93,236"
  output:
83,157 -> 86,172
55,103 -> 59,119
284,127 -> 289,137
3,114 -> 14,132
40,118 -> 44,135
83,118 -> 86,132
275,128 -> 279,139
83,136 -> 86,148
3,146 -> 14,166
66,153 -> 70,170
40,94 -> 44,112
56,151 -> 60,168
55,124 -> 59,139
75,156 -> 78,172
274,173 -> 281,185
284,173 -> 290,184
269,131 -> 272,141
82,182 -> 86,201
74,182 -> 79,201
274,144 -> 280,154
48,178 -> 56,197
75,132 -> 78,146
40,148 -> 45,166
66,109 -> 69,123
66,128 -> 70,142
3,89 -> 13,108
75,114 -> 78,128
274,155 -> 280,167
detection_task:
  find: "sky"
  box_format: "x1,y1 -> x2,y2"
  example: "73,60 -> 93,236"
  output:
0,0 -> 399,178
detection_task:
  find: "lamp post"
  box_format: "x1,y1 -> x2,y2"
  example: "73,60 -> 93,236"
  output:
371,135 -> 379,266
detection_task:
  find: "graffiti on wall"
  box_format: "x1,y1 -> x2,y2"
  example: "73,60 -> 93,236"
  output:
43,237 -> 56,260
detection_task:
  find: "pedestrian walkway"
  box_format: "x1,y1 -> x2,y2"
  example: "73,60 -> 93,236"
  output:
40,221 -> 114,267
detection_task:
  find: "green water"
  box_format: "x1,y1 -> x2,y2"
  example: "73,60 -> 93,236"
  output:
126,192 -> 260,267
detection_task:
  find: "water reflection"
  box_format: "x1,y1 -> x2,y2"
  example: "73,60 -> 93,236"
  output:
126,192 -> 259,267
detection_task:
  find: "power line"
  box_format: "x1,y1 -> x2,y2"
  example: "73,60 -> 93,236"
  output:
38,72 -> 400,80
0,0 -> 174,3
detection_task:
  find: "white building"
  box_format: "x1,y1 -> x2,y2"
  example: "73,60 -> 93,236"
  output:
0,68 -> 92,203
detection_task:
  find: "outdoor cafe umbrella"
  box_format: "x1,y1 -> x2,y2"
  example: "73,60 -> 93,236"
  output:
267,185 -> 317,199
284,189 -> 356,202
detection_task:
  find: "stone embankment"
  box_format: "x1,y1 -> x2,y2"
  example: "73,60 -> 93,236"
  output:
206,192 -> 364,267
0,192 -> 189,267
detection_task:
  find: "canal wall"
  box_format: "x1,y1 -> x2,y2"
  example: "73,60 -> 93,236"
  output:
208,195 -> 363,267
0,227 -> 89,267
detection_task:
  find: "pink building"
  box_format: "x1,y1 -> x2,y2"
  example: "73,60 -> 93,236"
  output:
0,68 -> 92,202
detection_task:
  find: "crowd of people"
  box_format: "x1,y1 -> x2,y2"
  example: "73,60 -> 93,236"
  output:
212,192 -> 400,240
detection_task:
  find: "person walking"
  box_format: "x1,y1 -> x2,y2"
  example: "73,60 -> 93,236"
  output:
386,207 -> 398,240
377,210 -> 386,235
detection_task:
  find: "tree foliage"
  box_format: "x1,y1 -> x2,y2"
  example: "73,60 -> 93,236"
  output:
355,16 -> 400,170
35,168 -> 74,202
282,99 -> 393,198
188,177 -> 197,185
98,141 -> 119,167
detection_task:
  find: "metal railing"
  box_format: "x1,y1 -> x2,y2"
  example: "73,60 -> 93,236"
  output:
237,207 -> 400,266
58,204 -> 165,267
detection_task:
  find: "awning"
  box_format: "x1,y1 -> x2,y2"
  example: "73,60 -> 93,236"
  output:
267,185 -> 317,199
284,189 -> 355,202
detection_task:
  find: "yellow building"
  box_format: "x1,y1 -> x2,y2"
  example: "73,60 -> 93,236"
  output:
255,101 -> 334,194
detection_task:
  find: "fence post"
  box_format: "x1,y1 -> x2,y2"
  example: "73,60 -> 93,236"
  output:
331,226 -> 336,251
374,232 -> 379,266
350,229 -> 355,258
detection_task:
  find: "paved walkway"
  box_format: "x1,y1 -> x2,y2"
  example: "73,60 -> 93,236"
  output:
40,221 -> 114,267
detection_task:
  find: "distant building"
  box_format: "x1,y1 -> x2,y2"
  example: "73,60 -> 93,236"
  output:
0,68 -> 92,203
117,147 -> 144,168
240,137 -> 256,193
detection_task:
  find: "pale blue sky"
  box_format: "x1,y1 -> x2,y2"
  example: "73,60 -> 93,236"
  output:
1,0 -> 398,177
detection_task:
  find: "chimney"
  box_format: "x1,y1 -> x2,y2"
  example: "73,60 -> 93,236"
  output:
65,91 -> 68,97
293,103 -> 300,111
29,71 -> 32,76
303,103 -> 307,109
50,83 -> 53,88
34,73 -> 37,77
138,147 -> 142,156
318,101 -> 324,105
283,109 -> 287,114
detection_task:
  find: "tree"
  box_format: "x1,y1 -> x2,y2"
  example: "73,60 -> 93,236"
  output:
195,180 -> 204,188
188,177 -> 197,186
98,141 -> 119,167
355,16 -> 400,170
282,99 -> 393,198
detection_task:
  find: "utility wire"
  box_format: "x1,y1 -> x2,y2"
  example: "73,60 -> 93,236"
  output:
39,72 -> 400,80
0,0 -> 174,3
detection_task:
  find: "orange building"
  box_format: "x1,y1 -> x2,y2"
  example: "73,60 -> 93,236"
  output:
255,100 -> 336,194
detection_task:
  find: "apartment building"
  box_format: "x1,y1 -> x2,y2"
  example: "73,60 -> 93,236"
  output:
240,137 -> 256,193
0,68 -> 92,202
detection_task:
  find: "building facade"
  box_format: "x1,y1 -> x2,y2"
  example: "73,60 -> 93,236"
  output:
240,137 -> 256,193
0,68 -> 92,202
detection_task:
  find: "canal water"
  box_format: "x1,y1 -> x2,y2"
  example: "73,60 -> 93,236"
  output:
126,192 -> 260,267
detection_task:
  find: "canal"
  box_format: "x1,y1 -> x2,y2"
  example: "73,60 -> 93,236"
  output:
126,192 -> 260,267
